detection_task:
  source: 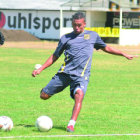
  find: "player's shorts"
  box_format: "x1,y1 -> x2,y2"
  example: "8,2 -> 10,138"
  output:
41,73 -> 89,99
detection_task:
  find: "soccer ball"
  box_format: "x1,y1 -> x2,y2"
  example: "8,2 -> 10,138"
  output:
35,116 -> 53,132
34,64 -> 42,70
0,116 -> 13,131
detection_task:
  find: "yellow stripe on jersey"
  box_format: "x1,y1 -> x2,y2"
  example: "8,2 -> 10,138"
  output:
60,62 -> 66,72
60,55 -> 68,72
81,57 -> 91,77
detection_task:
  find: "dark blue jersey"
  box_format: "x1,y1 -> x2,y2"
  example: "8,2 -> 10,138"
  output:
54,30 -> 106,77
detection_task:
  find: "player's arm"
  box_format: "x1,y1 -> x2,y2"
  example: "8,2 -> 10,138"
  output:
0,32 -> 5,46
101,45 -> 138,60
32,54 -> 58,77
32,35 -> 66,77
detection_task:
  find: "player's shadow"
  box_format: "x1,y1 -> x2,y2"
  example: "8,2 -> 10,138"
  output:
16,124 -> 34,128
53,125 -> 66,131
17,124 -> 66,132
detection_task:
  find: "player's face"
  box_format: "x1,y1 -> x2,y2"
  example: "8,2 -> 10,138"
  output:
72,18 -> 86,34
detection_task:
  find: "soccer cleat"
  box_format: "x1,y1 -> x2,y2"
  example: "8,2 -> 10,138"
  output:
66,125 -> 74,132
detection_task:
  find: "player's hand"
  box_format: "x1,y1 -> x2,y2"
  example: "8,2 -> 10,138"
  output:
32,69 -> 41,77
124,54 -> 139,60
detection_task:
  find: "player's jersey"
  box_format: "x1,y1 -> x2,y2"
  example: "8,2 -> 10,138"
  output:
53,30 -> 106,77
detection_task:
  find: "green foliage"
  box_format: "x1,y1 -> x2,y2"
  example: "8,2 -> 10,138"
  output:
0,47 -> 140,139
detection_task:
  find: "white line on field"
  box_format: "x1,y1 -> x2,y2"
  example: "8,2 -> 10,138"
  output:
1,134 -> 140,139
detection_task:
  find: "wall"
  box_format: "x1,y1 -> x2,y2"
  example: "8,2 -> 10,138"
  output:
0,9 -> 111,40
89,11 -> 106,27
119,29 -> 140,45
0,10 -> 75,39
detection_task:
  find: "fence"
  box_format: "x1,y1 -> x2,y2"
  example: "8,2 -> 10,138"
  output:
85,27 -> 120,37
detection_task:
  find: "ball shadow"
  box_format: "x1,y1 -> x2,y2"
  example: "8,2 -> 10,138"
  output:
17,124 -> 66,132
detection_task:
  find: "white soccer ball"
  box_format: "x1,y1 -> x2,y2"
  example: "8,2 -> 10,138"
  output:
0,116 -> 13,131
35,116 -> 53,132
35,64 -> 42,70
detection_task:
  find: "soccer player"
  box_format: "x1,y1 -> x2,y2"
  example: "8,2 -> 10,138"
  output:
0,31 -> 5,46
32,12 -> 137,132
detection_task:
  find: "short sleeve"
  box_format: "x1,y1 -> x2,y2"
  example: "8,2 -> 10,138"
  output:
94,34 -> 106,50
53,36 -> 66,58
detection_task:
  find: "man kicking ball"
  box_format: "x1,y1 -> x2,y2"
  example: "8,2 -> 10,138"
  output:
32,12 -> 137,132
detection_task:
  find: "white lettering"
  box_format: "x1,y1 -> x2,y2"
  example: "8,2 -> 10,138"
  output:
113,17 -> 140,28
113,18 -> 119,25
123,18 -> 133,26
133,18 -> 139,26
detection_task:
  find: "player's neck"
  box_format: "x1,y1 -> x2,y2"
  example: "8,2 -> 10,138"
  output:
73,30 -> 85,35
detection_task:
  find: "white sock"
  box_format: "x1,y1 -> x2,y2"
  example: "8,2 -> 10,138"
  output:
68,120 -> 76,127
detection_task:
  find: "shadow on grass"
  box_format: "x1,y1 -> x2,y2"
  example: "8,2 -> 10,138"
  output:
53,125 -> 66,131
16,124 -> 34,128
16,124 -> 66,131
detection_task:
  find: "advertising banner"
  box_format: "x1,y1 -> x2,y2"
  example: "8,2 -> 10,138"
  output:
106,12 -> 140,28
0,10 -> 75,39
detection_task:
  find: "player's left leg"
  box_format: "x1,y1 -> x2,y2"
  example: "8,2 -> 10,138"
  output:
40,91 -> 51,100
40,73 -> 70,100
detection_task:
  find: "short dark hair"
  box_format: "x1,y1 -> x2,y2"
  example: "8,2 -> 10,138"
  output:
72,12 -> 86,22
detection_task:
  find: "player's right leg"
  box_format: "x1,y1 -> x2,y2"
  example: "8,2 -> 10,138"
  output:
40,73 -> 70,100
67,88 -> 84,132
67,75 -> 89,132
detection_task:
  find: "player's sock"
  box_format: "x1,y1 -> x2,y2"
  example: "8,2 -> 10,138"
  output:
68,120 -> 76,127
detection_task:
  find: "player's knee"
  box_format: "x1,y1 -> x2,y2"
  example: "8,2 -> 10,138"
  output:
75,89 -> 84,101
40,91 -> 51,100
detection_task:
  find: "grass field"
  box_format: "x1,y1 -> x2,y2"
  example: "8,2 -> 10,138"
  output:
0,43 -> 140,140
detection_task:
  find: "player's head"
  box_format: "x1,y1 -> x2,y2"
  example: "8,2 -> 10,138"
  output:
72,12 -> 86,34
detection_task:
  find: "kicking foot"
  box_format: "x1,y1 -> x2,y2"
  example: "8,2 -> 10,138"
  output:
66,125 -> 74,132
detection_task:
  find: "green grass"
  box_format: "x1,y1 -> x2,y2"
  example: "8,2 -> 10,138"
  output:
0,46 -> 140,140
